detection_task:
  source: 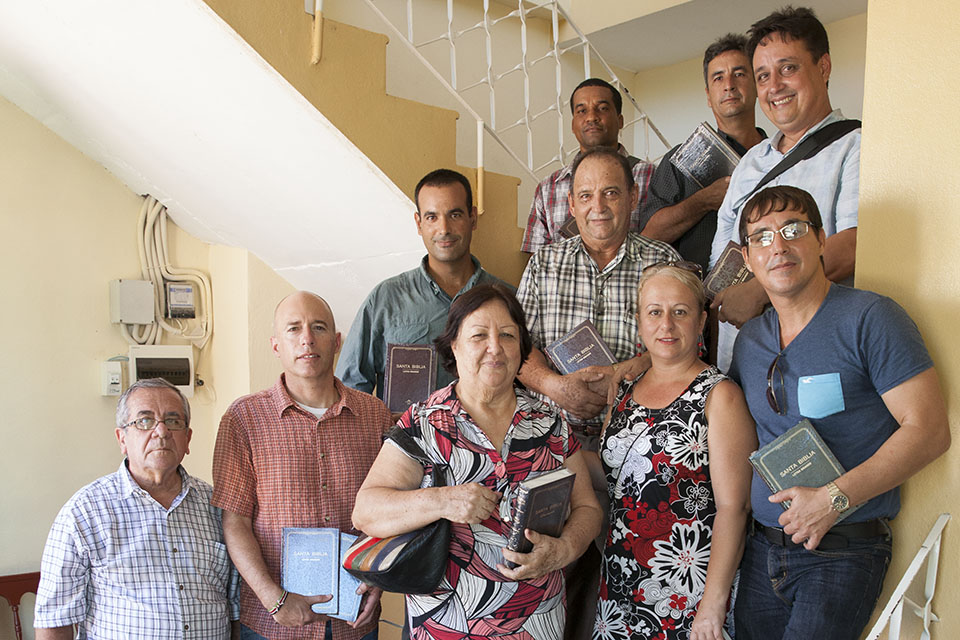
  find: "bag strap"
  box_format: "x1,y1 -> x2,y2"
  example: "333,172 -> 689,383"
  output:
386,424 -> 448,486
746,119 -> 861,199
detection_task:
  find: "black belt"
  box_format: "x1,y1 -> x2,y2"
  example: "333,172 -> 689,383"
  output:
753,518 -> 889,550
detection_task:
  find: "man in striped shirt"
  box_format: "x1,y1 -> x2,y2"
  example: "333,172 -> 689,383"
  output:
35,378 -> 238,640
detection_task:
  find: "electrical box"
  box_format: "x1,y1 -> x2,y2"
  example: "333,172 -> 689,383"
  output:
100,360 -> 125,396
166,283 -> 196,319
110,279 -> 155,325
128,344 -> 194,397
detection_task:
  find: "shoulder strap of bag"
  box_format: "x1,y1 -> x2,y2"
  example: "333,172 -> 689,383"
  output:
386,424 -> 449,485
747,119 -> 861,198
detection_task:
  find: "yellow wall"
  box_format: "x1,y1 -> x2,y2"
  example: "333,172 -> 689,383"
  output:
858,0 -> 959,636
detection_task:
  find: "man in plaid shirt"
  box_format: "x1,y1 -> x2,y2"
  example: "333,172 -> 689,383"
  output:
213,292 -> 392,640
516,148 -> 679,640
35,378 -> 239,640
520,78 -> 654,254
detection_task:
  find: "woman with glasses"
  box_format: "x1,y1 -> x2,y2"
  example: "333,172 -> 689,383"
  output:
590,265 -> 756,640
353,284 -> 602,640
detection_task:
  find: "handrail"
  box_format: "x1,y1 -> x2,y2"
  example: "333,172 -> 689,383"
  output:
309,0 -> 671,215
864,513 -> 950,640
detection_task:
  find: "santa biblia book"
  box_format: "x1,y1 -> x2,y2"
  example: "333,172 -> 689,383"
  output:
749,419 -> 861,523
669,121 -> 741,189
504,467 -> 575,568
281,528 -> 364,621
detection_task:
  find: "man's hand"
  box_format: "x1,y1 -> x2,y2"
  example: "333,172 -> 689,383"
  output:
440,483 -> 501,524
698,176 -> 731,211
604,355 -> 652,404
549,366 -> 608,419
348,584 -> 383,629
771,485 -> 839,550
273,592 -> 332,628
498,529 -> 573,581
711,279 -> 768,328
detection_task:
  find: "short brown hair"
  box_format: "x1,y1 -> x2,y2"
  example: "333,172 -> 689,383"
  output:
739,185 -> 823,245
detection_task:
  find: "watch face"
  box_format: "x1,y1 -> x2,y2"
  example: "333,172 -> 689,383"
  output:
832,494 -> 850,511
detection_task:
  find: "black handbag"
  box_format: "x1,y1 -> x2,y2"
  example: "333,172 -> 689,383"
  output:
342,425 -> 450,594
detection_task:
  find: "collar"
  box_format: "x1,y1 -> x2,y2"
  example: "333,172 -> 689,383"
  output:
118,460 -> 192,502
561,232 -> 638,270
557,143 -> 632,181
764,109 -> 844,157
417,254 -> 485,298
270,374 -> 357,421
717,126 -> 767,157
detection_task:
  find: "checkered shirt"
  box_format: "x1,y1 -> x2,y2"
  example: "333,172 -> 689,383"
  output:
35,463 -> 239,639
212,375 -> 392,640
520,146 -> 654,253
517,233 -> 680,426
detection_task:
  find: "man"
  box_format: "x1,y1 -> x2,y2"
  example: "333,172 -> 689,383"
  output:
709,7 -> 860,372
213,292 -> 392,640
729,186 -> 950,640
639,34 -> 766,274
35,378 -> 238,640
336,168 -> 510,403
516,148 -> 679,640
521,78 -> 654,254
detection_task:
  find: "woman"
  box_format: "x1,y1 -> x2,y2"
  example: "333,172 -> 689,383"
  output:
591,265 -> 756,640
353,284 -> 602,639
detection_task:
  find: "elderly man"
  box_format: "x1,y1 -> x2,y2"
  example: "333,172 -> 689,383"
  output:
521,78 -> 654,254
337,169 -> 510,404
213,292 -> 392,640
35,378 -> 238,640
516,147 -> 679,640
709,7 -> 861,372
730,186 -> 950,640
640,33 -> 766,274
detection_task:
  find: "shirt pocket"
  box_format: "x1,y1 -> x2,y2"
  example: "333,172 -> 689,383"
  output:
797,372 -> 845,419
384,322 -> 431,347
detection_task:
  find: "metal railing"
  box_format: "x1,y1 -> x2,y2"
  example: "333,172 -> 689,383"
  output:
865,513 -> 950,640
306,0 -> 669,213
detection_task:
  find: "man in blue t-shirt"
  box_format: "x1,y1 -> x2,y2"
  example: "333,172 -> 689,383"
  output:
728,185 -> 950,640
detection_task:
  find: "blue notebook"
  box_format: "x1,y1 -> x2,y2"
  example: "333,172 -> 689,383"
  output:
281,527 -> 339,614
330,532 -> 363,622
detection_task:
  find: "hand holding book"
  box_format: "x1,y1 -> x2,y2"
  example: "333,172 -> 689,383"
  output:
767,484 -> 844,551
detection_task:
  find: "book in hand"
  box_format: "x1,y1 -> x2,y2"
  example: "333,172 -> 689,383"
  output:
504,467 -> 576,568
669,121 -> 742,189
383,343 -> 438,413
703,241 -> 754,300
749,419 -> 861,523
331,532 -> 363,622
281,527 -> 340,614
544,320 -> 617,375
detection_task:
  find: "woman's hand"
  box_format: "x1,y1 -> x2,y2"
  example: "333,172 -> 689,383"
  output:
440,483 -> 501,524
690,599 -> 727,640
497,529 -> 572,581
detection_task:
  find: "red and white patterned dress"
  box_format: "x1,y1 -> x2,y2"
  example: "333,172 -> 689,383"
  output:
396,383 -> 579,640
595,367 -> 726,640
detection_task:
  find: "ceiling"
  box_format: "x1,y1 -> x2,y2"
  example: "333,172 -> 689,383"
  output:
580,0 -> 868,72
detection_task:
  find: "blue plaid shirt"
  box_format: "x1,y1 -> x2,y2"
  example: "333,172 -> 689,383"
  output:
35,462 -> 239,639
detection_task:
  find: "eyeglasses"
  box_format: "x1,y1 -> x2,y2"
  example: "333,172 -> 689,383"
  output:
766,352 -> 785,415
642,260 -> 704,279
121,416 -> 188,431
745,221 -> 815,248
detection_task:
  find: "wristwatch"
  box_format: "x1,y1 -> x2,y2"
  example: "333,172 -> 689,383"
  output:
826,481 -> 850,513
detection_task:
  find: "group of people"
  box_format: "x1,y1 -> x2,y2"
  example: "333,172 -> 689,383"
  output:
32,6 -> 951,640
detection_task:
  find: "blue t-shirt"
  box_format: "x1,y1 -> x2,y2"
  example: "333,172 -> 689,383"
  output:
729,284 -> 933,526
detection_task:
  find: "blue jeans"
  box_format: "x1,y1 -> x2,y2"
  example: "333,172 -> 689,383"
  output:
240,622 -> 378,640
733,526 -> 892,640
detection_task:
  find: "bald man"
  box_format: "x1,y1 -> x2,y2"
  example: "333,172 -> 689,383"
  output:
213,292 -> 393,640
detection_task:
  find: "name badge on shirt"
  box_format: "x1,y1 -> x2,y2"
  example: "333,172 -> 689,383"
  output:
797,373 -> 845,419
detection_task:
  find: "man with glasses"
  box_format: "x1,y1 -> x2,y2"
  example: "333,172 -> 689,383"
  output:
516,147 -> 679,640
35,378 -> 239,640
708,7 -> 861,372
729,186 -> 950,640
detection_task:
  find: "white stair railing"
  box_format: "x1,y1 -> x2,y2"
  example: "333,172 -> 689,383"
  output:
306,0 -> 669,213
865,513 -> 950,640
